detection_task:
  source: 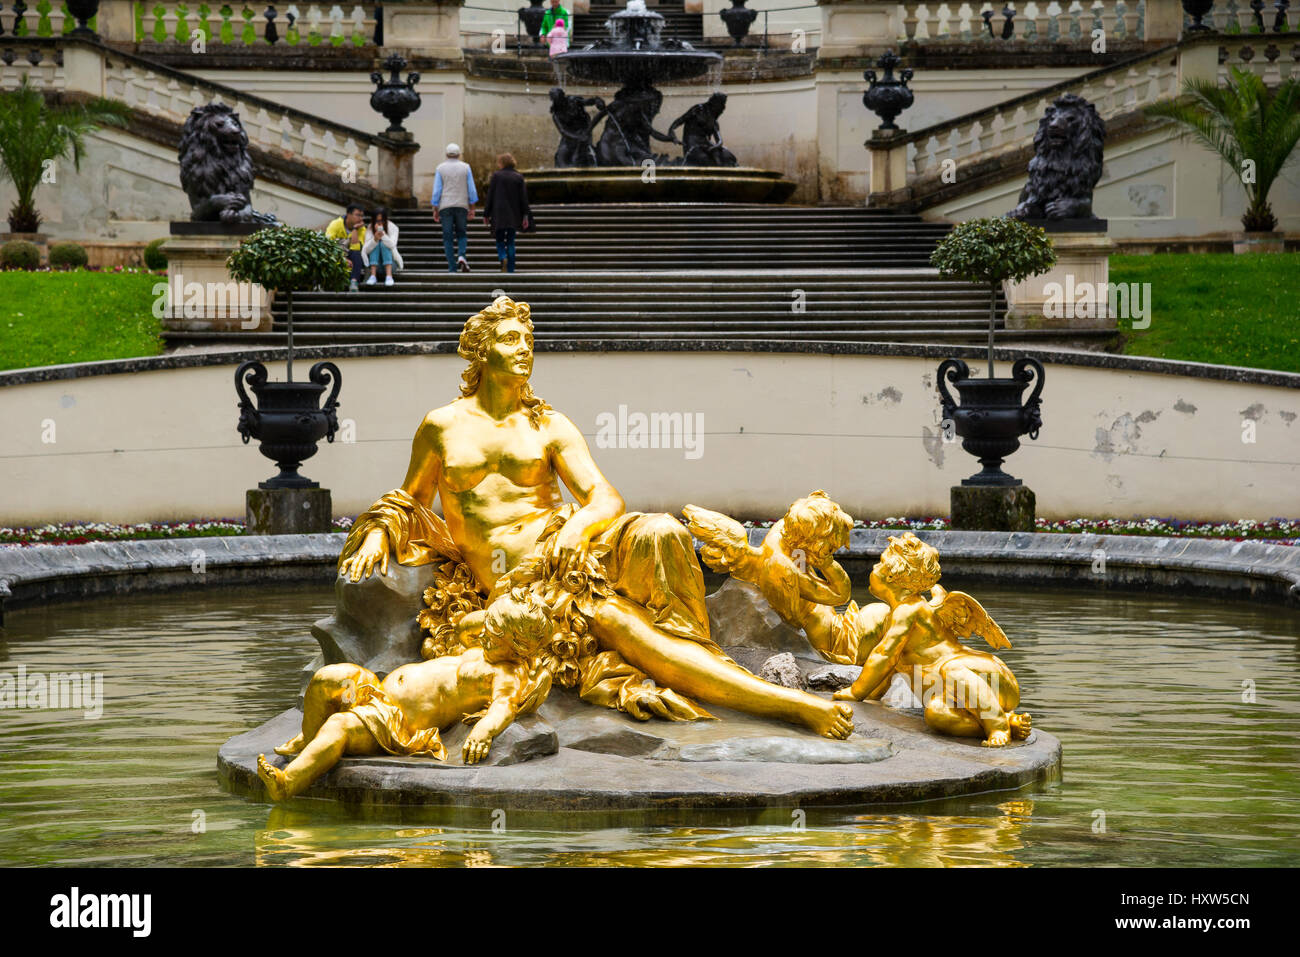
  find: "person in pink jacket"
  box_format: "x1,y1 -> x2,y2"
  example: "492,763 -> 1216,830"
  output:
548,17 -> 569,57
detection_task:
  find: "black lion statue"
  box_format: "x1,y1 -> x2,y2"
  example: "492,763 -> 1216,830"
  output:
1007,93 -> 1106,222
178,103 -> 279,225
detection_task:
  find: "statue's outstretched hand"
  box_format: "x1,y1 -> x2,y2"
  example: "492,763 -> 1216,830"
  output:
340,527 -> 389,582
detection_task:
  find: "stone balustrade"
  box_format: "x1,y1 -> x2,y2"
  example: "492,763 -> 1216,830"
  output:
0,1 -> 82,36
865,31 -> 1300,205
133,1 -> 381,47
0,36 -> 425,197
894,1 -> 1145,43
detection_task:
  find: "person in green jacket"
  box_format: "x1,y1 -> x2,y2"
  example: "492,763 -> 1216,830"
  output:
541,0 -> 570,37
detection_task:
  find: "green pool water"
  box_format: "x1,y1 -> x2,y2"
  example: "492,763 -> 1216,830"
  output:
0,582 -> 1297,867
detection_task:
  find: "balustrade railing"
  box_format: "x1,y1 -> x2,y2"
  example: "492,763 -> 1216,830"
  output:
133,2 -> 381,47
0,37 -> 386,189
0,1 -> 91,36
1217,33 -> 1300,80
895,0 -> 1145,42
1186,0 -> 1293,32
895,44 -> 1180,181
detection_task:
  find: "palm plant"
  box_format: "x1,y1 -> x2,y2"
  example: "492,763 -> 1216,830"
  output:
1145,68 -> 1300,233
0,77 -> 130,233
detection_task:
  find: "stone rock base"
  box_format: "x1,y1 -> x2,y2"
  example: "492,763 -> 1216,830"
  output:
950,485 -> 1036,532
246,487 -> 333,536
220,578 -> 1061,811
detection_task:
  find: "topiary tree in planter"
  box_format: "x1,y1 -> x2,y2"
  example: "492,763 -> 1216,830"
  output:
0,77 -> 129,233
226,225 -> 351,380
226,225 -> 351,492
0,240 -> 42,270
143,237 -> 168,271
930,216 -> 1057,378
1145,68 -> 1300,237
930,217 -> 1058,491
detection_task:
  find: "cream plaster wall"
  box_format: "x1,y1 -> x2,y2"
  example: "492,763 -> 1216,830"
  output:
2,352 -> 1296,525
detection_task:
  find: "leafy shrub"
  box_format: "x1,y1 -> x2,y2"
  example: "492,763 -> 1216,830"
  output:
48,242 -> 88,269
143,237 -> 168,270
0,240 -> 41,270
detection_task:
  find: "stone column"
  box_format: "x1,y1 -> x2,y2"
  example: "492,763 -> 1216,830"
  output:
161,225 -> 274,333
1142,0 -> 1184,42
382,0 -> 465,59
816,0 -> 901,59
866,130 -> 910,203
1004,230 -> 1117,330
375,133 -> 422,200
94,0 -> 139,45
59,41 -> 106,97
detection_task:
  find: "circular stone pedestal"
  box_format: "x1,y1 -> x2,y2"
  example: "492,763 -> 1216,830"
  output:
219,694 -> 1059,811
220,579 -> 1060,811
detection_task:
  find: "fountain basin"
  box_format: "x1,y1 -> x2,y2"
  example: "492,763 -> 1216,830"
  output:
521,165 -> 796,203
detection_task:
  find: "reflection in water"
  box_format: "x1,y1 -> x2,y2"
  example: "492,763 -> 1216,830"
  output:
0,582 -> 1297,867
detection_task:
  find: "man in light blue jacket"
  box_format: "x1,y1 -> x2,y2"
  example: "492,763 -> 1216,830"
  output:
431,143 -> 479,273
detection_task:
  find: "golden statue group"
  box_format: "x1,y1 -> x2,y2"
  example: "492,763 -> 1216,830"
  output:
257,296 -> 1031,802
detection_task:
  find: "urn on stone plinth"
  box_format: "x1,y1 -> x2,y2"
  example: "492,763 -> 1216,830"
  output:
1181,0 -> 1216,31
719,0 -> 758,46
937,357 -> 1044,487
519,0 -> 547,42
863,50 -> 914,132
65,0 -> 99,36
369,54 -> 422,134
235,360 -> 342,490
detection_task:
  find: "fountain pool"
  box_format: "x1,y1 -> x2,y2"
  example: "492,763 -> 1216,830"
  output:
0,582 -> 1296,867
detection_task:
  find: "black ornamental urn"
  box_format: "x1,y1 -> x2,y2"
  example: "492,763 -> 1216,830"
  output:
236,360 -> 342,489
369,54 -> 422,134
863,50 -> 914,132
519,0 -> 547,42
1182,0 -> 1215,30
719,0 -> 759,46
937,357 -> 1044,487
65,0 -> 99,36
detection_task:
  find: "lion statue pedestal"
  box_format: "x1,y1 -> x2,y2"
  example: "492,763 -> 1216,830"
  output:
160,103 -> 281,333
1002,93 -> 1117,333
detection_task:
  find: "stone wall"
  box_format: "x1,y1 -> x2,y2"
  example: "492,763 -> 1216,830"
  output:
2,347 -> 1296,524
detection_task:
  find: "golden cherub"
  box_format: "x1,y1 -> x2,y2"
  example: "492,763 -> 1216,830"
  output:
683,490 -> 879,664
833,532 -> 1031,747
257,590 -> 554,801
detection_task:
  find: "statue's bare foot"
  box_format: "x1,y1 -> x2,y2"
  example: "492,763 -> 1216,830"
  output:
982,729 -> 1011,747
832,688 -> 860,702
1009,712 -> 1032,740
257,754 -> 288,801
809,700 -> 855,739
274,733 -> 305,756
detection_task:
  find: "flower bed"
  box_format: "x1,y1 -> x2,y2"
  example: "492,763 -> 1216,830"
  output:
2,515 -> 1295,547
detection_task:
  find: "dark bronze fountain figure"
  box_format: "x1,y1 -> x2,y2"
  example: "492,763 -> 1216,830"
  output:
668,93 -> 738,167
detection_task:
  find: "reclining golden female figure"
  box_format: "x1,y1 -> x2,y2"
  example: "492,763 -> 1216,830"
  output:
336,296 -> 854,739
258,591 -> 554,801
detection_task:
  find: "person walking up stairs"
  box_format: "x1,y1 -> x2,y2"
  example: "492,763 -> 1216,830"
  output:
431,143 -> 478,273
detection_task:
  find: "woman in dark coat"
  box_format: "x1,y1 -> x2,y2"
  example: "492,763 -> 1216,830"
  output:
482,153 -> 531,273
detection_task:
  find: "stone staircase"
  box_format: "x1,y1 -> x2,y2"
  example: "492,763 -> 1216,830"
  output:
163,204 -> 1113,349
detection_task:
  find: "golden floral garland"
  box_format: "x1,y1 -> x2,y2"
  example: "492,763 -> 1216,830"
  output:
416,511 -> 611,691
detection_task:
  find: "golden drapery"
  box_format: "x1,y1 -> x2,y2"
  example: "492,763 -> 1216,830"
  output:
348,677 -> 447,760
338,491 -> 715,721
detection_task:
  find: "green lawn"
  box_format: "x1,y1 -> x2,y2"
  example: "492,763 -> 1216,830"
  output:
0,270 -> 164,372
1110,252 -> 1300,374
